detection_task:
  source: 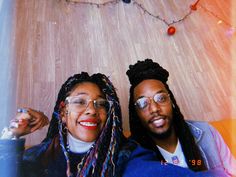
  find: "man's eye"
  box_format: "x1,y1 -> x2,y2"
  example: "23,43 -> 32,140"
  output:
158,96 -> 165,102
155,94 -> 167,103
137,98 -> 148,109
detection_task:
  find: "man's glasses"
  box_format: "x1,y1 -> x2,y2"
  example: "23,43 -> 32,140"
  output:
65,96 -> 112,114
134,92 -> 170,110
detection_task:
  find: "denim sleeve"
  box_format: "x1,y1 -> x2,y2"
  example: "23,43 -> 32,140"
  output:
0,139 -> 25,177
208,124 -> 236,176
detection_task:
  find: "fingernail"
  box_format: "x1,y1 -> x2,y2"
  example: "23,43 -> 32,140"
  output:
17,108 -> 28,113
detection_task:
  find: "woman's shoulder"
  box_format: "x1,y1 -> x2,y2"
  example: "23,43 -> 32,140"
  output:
24,139 -> 51,161
23,136 -> 63,177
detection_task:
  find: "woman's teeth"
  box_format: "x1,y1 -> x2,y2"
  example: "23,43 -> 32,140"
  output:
80,122 -> 97,126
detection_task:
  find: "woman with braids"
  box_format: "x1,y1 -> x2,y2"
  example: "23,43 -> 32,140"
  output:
125,59 -> 236,176
1,72 -> 124,177
0,71 -> 228,177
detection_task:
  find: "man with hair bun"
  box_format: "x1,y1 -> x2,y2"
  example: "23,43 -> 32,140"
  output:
126,58 -> 236,176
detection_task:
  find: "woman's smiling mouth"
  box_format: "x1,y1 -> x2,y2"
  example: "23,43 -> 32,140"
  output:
78,119 -> 100,130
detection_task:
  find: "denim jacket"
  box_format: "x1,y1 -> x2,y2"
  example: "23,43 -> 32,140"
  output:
187,121 -> 236,176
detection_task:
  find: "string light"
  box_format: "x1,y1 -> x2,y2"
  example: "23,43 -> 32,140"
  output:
199,4 -> 231,27
132,0 -> 197,26
65,0 -> 120,7
198,4 -> 235,37
65,0 -> 235,36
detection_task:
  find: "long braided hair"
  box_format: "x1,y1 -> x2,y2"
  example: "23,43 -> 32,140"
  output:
126,59 -> 207,171
44,72 -> 124,177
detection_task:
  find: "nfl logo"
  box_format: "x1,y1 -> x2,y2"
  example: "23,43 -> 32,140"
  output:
171,156 -> 180,165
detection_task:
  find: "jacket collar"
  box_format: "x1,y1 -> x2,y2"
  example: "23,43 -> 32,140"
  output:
186,121 -> 203,143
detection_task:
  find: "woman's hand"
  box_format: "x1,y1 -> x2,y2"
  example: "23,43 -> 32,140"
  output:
10,108 -> 49,138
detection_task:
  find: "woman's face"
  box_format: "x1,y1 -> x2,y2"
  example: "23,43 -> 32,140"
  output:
62,82 -> 109,142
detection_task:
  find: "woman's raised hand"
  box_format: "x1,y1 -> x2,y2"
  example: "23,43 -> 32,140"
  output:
10,108 -> 49,138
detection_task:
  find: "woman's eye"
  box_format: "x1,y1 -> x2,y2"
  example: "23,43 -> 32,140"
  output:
74,99 -> 86,105
97,100 -> 106,107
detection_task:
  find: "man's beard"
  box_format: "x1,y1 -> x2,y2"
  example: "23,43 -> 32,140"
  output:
148,122 -> 174,140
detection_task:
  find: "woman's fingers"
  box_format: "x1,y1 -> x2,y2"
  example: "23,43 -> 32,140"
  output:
27,108 -> 49,132
9,119 -> 31,137
30,123 -> 41,132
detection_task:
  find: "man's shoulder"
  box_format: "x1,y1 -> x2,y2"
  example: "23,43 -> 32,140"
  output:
118,138 -> 139,158
186,120 -> 211,129
185,120 -> 214,141
118,138 -> 157,162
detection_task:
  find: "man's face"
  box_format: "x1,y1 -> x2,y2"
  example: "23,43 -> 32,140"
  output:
133,79 -> 174,138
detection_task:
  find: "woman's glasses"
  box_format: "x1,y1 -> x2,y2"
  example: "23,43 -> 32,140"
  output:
134,92 -> 170,110
65,96 -> 112,114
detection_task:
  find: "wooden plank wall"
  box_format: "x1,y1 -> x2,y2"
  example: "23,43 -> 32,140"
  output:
7,0 -> 236,145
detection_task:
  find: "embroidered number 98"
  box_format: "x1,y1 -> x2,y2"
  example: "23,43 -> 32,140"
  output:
189,160 -> 202,166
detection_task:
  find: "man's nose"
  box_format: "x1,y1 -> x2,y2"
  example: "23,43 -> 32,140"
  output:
149,99 -> 161,113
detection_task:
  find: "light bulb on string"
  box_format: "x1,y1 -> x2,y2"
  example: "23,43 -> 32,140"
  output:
167,26 -> 176,35
225,27 -> 235,37
217,20 -> 222,25
122,0 -> 131,3
190,0 -> 200,11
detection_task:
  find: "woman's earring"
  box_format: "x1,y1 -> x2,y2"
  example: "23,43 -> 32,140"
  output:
62,123 -> 68,134
172,103 -> 175,109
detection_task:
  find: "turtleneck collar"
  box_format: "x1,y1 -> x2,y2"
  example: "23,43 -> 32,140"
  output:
67,133 -> 94,153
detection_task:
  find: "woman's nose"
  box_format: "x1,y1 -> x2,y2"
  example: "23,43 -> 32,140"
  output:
84,101 -> 97,115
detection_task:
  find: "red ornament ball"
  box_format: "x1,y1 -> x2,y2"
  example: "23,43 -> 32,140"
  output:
167,26 -> 176,35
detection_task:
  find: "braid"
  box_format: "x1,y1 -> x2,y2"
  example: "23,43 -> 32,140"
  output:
127,59 -> 207,171
165,84 -> 207,171
78,73 -> 123,177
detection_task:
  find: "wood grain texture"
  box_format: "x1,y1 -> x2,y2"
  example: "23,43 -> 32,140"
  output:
7,0 -> 235,145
